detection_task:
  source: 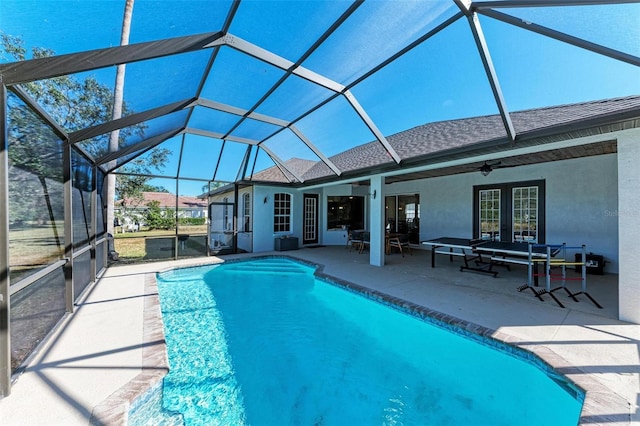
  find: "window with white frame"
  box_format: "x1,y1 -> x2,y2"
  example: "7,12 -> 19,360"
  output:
243,192 -> 251,232
273,193 -> 291,233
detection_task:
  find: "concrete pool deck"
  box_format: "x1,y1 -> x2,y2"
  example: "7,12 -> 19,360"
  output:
0,246 -> 638,425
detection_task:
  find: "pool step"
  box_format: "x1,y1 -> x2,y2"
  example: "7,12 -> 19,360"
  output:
235,259 -> 303,268
245,259 -> 297,265
224,264 -> 308,274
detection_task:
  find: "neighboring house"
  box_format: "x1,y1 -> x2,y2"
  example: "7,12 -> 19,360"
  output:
115,191 -> 207,231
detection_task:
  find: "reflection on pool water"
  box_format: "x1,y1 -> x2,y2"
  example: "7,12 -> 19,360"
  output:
132,257 -> 583,425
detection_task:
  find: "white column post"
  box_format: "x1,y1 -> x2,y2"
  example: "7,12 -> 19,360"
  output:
618,129 -> 640,324
369,175 -> 384,267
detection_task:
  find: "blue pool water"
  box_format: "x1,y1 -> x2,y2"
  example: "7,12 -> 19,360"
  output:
151,258 -> 583,425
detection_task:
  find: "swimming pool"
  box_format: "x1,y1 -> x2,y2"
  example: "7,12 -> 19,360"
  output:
144,257 -> 583,425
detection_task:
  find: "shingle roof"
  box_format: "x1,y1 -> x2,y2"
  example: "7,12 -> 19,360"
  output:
247,95 -> 640,184
251,157 -> 318,183
300,95 -> 640,181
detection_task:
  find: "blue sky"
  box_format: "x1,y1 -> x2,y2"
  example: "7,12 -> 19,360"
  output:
2,1 -> 639,196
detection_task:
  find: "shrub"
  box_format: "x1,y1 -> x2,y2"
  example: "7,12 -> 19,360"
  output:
145,201 -> 176,230
178,217 -> 206,226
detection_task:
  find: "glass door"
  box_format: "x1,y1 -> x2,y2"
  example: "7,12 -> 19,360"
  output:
303,194 -> 318,244
385,194 -> 420,243
474,180 -> 545,243
479,189 -> 501,241
208,201 -> 235,254
512,186 -> 538,242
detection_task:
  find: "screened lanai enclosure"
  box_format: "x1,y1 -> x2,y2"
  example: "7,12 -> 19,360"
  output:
1,0 -> 640,397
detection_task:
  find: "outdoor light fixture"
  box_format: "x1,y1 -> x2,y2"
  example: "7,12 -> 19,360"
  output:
369,189 -> 377,199
263,196 -> 268,204
479,160 -> 504,176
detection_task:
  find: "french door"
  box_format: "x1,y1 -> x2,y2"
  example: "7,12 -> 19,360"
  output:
303,194 -> 318,245
473,180 -> 545,243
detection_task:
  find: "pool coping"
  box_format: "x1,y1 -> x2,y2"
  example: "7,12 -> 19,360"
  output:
89,255 -> 630,425
89,273 -> 169,425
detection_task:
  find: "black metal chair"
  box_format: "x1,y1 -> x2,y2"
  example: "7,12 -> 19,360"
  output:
347,229 -> 364,252
358,231 -> 371,254
388,234 -> 412,257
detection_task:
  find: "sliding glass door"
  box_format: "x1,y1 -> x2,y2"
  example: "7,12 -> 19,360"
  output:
385,194 -> 420,243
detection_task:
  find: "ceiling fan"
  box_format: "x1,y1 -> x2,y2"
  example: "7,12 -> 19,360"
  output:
477,160 -> 525,176
479,160 -> 501,176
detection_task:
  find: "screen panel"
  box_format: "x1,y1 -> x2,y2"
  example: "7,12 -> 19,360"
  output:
7,92 -> 65,284
302,1 -> 459,86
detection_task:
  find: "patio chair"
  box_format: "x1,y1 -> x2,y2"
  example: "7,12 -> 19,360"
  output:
359,231 -> 371,254
388,234 -> 412,257
348,229 -> 365,252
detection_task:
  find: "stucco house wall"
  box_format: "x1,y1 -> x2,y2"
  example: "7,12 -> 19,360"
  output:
388,154 -> 619,272
251,186 -> 302,252
617,129 -> 640,323
205,132 -> 637,322
211,152 -> 620,275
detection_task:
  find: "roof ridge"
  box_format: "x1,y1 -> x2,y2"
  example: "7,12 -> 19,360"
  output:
393,94 -> 640,136
512,94 -> 640,115
285,157 -> 316,163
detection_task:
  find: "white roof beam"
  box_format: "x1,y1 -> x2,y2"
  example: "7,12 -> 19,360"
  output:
196,98 -> 290,127
344,91 -> 403,164
473,1 -> 639,9
223,134 -> 261,146
479,8 -> 640,68
456,0 -> 474,14
259,146 -> 304,183
183,127 -> 225,140
248,111 -> 290,128
214,33 -> 395,167
183,127 -> 260,146
291,67 -> 345,93
463,11 -> 516,141
211,34 -> 346,93
289,126 -> 342,176
207,34 -> 295,71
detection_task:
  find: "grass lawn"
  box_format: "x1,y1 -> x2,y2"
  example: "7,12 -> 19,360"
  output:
114,225 -> 208,261
10,223 -> 209,275
9,223 -> 64,281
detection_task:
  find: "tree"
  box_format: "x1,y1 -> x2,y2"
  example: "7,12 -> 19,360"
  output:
1,32 -> 170,235
144,200 -> 175,230
107,0 -> 135,238
142,184 -> 170,193
1,33 -> 143,157
200,180 -> 227,196
114,147 -> 171,219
